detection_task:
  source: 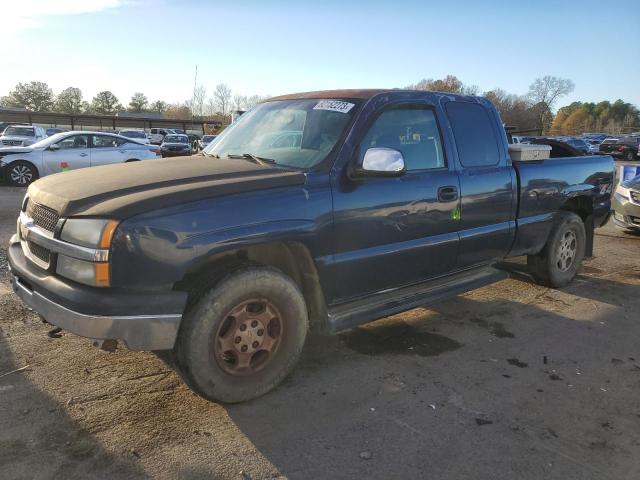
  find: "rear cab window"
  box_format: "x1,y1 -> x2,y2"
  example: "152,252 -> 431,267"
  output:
445,102 -> 500,167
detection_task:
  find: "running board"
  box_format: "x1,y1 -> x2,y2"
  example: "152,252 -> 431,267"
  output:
327,266 -> 508,333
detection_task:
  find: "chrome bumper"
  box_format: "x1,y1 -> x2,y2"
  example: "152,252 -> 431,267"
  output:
10,269 -> 182,351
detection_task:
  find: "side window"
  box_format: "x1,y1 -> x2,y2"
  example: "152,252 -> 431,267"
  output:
359,105 -> 445,171
91,135 -> 119,148
150,129 -> 157,134
55,135 -> 88,149
115,138 -> 129,147
445,102 -> 500,167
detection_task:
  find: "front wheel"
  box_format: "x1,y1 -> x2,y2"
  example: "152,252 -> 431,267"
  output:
7,161 -> 38,186
527,211 -> 586,288
174,266 -> 308,403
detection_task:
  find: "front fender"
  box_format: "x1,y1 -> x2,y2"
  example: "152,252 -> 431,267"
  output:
110,182 -> 333,290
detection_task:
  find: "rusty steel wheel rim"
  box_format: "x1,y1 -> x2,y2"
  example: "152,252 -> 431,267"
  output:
214,299 -> 283,376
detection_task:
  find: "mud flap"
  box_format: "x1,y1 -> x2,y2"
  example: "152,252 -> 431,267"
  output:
585,215 -> 594,258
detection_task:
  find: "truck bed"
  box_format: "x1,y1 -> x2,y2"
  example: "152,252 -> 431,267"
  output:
510,154 -> 614,256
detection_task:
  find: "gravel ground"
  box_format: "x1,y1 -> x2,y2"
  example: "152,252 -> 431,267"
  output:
1,184 -> 640,480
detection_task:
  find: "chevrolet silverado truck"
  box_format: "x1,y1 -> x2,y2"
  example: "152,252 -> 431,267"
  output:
8,89 -> 614,403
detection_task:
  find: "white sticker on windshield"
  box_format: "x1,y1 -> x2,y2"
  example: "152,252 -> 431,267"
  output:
313,100 -> 355,114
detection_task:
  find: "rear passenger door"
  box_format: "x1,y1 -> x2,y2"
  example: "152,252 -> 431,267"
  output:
90,135 -> 128,166
443,100 -> 516,268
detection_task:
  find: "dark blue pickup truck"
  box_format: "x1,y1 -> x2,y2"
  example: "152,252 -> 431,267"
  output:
8,89 -> 614,402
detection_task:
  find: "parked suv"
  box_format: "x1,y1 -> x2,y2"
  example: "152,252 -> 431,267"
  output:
149,128 -> 172,145
0,125 -> 47,147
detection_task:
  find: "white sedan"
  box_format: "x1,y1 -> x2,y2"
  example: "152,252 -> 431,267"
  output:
0,131 -> 161,186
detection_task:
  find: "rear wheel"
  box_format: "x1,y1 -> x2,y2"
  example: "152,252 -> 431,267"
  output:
7,161 -> 38,186
527,211 -> 586,288
174,266 -> 308,403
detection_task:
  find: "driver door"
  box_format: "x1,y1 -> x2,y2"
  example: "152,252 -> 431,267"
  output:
327,103 -> 461,303
42,134 -> 91,175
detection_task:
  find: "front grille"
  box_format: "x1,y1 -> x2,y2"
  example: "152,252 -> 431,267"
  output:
630,216 -> 640,226
26,202 -> 59,232
27,241 -> 51,264
630,190 -> 640,205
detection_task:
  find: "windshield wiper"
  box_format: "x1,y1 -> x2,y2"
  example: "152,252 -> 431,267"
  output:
226,153 -> 276,166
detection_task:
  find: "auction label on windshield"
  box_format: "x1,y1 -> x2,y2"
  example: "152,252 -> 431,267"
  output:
313,100 -> 355,114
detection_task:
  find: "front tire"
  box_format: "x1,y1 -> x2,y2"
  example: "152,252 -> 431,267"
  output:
174,266 -> 308,403
527,211 -> 586,288
7,161 -> 38,186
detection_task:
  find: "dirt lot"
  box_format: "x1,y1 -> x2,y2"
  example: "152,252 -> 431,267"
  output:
1,184 -> 640,480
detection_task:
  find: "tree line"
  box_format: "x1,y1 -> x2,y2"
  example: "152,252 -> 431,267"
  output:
407,74 -> 638,134
0,81 -> 266,120
1,76 -> 638,134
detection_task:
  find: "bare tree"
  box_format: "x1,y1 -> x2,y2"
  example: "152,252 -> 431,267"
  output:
191,85 -> 207,117
246,95 -> 266,109
527,76 -> 575,133
213,83 -> 232,116
233,94 -> 248,111
204,97 -> 217,117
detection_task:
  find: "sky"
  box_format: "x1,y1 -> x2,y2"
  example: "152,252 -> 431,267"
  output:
3,0 -> 640,109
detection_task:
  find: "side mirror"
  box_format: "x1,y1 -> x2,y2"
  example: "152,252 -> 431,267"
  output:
352,147 -> 406,177
48,144 -> 60,151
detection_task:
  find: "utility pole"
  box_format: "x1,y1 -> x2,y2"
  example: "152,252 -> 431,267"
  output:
191,64 -> 198,125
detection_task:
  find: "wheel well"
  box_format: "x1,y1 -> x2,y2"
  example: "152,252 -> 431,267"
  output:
125,159 -> 140,162
175,241 -> 328,331
8,159 -> 39,176
558,196 -> 594,256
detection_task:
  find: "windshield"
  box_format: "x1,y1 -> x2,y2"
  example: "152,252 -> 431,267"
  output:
27,132 -> 67,148
4,127 -> 34,137
204,99 -> 359,169
165,135 -> 188,143
121,131 -> 146,138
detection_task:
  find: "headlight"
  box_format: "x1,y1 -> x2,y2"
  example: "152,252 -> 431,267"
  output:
60,218 -> 118,248
614,186 -> 630,204
57,255 -> 111,287
57,218 -> 119,287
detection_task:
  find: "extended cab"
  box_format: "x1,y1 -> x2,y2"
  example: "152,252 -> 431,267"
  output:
8,90 -> 614,403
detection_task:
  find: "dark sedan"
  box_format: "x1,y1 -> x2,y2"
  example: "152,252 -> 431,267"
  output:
160,134 -> 192,157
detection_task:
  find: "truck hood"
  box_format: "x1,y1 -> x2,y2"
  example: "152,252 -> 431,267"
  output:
27,155 -> 306,219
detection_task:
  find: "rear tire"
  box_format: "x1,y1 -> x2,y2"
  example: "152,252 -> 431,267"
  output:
527,211 -> 586,288
7,161 -> 38,186
174,266 -> 308,403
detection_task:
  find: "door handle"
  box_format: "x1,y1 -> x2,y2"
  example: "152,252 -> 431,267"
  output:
438,186 -> 458,202
79,153 -> 88,157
